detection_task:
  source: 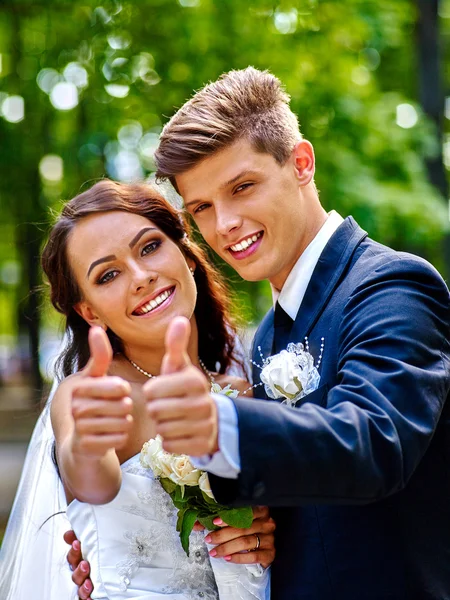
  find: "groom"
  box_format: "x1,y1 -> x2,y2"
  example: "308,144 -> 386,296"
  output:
72,68 -> 450,599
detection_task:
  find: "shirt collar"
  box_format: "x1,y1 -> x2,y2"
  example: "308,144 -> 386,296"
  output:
271,211 -> 344,320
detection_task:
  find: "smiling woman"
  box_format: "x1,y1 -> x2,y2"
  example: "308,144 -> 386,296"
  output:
41,179 -> 241,379
0,179 -> 274,600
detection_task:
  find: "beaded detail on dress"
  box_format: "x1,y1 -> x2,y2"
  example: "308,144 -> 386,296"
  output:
117,456 -> 218,599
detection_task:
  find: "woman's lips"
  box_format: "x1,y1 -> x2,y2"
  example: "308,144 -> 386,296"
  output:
133,286 -> 175,316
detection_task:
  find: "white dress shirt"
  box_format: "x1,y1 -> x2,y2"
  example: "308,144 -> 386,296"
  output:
192,211 -> 344,478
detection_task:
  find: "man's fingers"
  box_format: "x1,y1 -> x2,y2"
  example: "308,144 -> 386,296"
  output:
66,540 -> 82,570
161,316 -> 192,375
63,529 -> 77,546
71,560 -> 90,585
84,326 -> 112,378
156,418 -> 213,439
144,369 -> 209,401
148,396 -> 211,423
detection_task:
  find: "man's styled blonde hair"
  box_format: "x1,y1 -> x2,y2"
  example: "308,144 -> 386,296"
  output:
155,67 -> 301,184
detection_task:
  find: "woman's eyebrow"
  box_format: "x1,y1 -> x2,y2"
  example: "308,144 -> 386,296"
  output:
87,255 -> 116,278
128,227 -> 157,249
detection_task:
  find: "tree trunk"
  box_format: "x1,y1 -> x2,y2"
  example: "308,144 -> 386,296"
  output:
416,0 -> 450,280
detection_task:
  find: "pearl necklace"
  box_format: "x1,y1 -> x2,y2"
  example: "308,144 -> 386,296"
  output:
126,356 -> 216,383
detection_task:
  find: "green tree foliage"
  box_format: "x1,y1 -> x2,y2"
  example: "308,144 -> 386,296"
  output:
0,0 -> 448,388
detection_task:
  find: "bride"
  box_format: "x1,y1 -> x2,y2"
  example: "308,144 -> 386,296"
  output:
0,180 -> 274,599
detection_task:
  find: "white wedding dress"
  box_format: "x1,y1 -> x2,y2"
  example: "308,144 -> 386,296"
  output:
0,381 -> 269,600
67,454 -> 269,600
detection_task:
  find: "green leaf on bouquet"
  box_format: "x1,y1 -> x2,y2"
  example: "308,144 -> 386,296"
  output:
176,507 -> 186,532
160,478 -> 177,495
201,490 -> 217,505
218,506 -> 253,529
197,513 -> 218,531
180,508 -> 198,556
173,485 -> 188,504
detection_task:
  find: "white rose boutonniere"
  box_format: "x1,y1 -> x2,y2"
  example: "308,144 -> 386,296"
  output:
260,340 -> 323,406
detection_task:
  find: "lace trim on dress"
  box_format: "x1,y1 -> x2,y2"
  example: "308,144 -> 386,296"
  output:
117,457 -> 219,599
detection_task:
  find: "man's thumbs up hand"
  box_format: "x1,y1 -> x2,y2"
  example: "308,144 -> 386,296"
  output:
161,317 -> 192,375
144,317 -> 219,457
71,327 -> 133,458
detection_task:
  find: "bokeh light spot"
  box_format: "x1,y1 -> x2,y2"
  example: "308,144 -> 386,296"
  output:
39,155 -> 63,182
63,62 -> 88,89
37,68 -> 61,94
105,84 -> 130,98
274,9 -> 298,34
1,96 -> 25,123
50,82 -> 79,110
396,103 -> 418,129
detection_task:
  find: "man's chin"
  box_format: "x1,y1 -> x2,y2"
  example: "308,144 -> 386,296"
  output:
233,264 -> 269,283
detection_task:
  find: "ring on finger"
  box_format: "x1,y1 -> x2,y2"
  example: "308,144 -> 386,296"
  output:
247,533 -> 260,552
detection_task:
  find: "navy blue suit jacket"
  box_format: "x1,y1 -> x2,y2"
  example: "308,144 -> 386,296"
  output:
210,217 -> 450,600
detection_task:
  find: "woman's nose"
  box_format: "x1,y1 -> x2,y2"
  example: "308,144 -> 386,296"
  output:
131,265 -> 157,291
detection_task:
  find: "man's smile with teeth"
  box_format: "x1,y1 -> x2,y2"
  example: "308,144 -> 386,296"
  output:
134,287 -> 174,315
229,232 -> 262,252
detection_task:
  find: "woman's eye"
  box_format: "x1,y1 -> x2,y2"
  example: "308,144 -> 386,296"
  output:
142,240 -> 161,256
98,270 -> 118,285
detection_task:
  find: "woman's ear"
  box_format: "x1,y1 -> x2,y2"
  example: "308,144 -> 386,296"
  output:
187,259 -> 196,275
292,140 -> 315,185
74,302 -> 107,330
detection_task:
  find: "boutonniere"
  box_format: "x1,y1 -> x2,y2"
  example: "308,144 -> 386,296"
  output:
259,339 -> 324,406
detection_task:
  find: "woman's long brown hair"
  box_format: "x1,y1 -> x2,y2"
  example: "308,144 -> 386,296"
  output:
42,179 -> 243,378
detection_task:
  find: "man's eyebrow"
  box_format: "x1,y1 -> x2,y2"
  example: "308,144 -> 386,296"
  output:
87,255 -> 116,278
222,170 -> 256,189
128,227 -> 157,249
184,170 -> 258,209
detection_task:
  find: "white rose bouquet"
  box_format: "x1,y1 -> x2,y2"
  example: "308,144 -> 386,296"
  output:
140,384 -> 252,556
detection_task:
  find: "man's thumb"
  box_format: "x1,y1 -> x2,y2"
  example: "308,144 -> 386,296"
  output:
84,326 -> 113,378
161,316 -> 192,375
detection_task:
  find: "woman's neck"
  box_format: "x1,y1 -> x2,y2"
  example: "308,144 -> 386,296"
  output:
120,318 -> 200,380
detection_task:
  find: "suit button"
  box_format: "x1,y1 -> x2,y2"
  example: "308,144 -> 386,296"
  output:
253,481 -> 266,498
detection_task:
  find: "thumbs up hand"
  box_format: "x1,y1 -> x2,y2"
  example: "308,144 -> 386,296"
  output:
71,327 -> 133,458
144,316 -> 219,456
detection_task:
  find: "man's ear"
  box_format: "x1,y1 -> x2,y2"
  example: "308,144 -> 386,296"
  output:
74,302 -> 107,330
292,140 -> 315,186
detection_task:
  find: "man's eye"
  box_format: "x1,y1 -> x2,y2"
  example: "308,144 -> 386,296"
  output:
98,270 -> 118,285
193,204 -> 210,215
142,240 -> 161,255
235,183 -> 253,194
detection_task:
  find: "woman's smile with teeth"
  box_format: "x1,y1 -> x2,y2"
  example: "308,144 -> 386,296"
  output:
230,232 -> 262,252
134,287 -> 174,315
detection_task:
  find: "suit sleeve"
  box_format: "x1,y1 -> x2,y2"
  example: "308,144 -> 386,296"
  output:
209,257 -> 450,506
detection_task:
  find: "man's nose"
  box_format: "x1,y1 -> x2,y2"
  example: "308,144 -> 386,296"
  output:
215,205 -> 242,236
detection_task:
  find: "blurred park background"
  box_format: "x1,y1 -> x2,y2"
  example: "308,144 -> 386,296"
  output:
0,0 -> 449,535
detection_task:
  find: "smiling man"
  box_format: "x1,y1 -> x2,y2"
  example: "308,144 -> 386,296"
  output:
147,67 -> 450,600
71,67 -> 450,599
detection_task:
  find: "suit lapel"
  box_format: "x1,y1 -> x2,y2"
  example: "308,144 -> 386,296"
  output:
252,308 -> 274,398
290,216 -> 367,344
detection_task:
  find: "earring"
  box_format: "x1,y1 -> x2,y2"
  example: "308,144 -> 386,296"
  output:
189,267 -> 195,275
